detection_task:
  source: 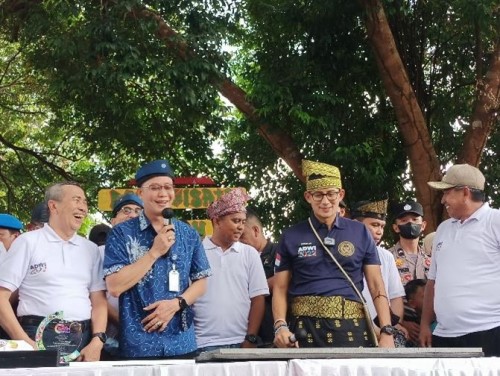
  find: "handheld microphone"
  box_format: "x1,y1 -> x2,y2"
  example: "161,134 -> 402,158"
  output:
162,208 -> 174,226
289,328 -> 308,343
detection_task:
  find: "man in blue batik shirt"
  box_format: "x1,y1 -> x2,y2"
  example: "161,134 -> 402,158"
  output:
104,160 -> 212,359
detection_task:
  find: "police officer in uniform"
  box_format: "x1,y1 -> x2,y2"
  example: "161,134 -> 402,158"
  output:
387,201 -> 430,286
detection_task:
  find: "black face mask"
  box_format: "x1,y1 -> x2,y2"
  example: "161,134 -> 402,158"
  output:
398,223 -> 422,240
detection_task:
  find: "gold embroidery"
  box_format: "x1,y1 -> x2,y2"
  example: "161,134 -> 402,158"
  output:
292,296 -> 365,319
302,160 -> 342,190
338,241 -> 355,257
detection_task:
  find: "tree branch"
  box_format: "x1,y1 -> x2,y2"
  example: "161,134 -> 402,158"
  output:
458,39 -> 500,166
129,6 -> 305,181
0,133 -> 75,181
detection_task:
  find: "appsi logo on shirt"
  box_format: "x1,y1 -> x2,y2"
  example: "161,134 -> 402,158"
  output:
29,262 -> 47,275
298,243 -> 317,258
435,241 -> 443,253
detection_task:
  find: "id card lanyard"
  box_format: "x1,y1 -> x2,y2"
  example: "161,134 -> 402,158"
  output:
169,264 -> 180,292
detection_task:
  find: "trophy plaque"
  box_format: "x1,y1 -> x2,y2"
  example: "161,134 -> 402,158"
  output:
35,311 -> 83,364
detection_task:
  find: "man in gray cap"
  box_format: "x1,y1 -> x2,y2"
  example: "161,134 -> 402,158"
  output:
103,160 -> 212,359
420,163 -> 500,356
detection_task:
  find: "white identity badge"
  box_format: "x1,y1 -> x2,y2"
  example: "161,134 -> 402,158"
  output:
169,264 -> 180,292
324,237 -> 335,246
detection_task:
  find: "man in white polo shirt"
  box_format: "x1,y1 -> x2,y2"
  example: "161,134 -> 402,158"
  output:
421,164 -> 500,356
351,199 -> 406,346
0,181 -> 107,361
194,188 -> 269,351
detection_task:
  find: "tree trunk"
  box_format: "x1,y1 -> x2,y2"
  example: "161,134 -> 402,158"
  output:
131,7 -> 305,181
458,41 -> 500,166
360,0 -> 443,231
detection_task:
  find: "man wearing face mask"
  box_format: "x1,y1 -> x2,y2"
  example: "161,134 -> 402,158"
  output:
387,201 -> 430,287
387,201 -> 430,346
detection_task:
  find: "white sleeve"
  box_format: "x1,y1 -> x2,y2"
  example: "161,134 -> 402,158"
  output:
89,246 -> 106,292
0,235 -> 32,291
247,248 -> 270,299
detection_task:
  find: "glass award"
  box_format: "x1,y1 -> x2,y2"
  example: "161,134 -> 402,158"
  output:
35,311 -> 83,364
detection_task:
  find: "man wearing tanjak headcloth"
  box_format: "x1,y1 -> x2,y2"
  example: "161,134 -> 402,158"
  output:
273,160 -> 395,348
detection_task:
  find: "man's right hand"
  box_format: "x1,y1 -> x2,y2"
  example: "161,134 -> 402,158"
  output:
419,324 -> 432,347
149,224 -> 176,259
27,338 -> 36,350
273,327 -> 298,348
401,320 -> 420,343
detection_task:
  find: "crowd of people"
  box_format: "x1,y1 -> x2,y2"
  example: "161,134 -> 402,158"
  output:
0,159 -> 499,361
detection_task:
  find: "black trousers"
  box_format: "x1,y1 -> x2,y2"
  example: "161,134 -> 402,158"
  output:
18,315 -> 91,353
432,325 -> 500,357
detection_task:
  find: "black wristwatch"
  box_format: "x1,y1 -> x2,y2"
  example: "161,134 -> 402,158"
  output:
244,334 -> 260,344
92,332 -> 107,343
380,325 -> 397,336
177,296 -> 189,310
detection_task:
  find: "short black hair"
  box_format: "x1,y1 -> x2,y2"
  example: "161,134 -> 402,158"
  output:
245,207 -> 263,227
405,279 -> 427,301
89,224 -> 111,247
469,188 -> 485,202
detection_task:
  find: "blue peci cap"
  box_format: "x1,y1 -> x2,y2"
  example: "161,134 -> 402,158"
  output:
112,193 -> 144,217
0,214 -> 23,231
135,160 -> 174,186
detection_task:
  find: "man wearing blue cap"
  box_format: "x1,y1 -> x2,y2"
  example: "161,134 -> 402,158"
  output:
104,160 -> 212,359
110,193 -> 143,226
0,214 -> 23,255
0,214 -> 22,340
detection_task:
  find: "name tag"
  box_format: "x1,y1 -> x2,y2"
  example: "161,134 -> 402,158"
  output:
324,237 -> 335,246
169,266 -> 180,292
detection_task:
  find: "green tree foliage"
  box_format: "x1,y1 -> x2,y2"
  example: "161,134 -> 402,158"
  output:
223,0 -> 499,236
0,0 -> 498,241
0,0 -> 235,223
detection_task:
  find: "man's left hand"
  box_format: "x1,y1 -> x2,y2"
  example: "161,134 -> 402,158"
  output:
142,299 -> 179,333
378,333 -> 395,348
77,337 -> 103,361
395,323 -> 409,339
241,340 -> 258,349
